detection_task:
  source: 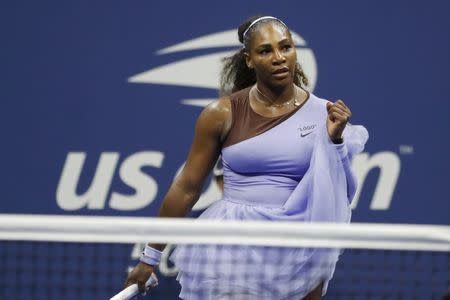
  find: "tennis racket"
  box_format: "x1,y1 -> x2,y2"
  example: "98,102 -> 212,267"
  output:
110,273 -> 158,300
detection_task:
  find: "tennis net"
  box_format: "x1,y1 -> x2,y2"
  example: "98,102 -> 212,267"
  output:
0,214 -> 449,299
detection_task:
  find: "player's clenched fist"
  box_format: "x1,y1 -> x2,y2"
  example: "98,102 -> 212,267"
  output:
326,100 -> 352,143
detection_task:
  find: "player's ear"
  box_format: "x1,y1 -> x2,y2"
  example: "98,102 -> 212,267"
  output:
244,52 -> 253,69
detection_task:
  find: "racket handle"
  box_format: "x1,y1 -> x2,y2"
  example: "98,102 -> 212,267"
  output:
110,273 -> 158,300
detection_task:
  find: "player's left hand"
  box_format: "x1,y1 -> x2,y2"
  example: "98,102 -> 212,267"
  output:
326,100 -> 352,143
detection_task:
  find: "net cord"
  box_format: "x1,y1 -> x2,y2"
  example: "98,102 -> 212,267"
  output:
0,214 -> 449,251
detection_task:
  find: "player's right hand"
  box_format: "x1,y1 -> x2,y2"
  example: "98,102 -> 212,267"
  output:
124,262 -> 156,293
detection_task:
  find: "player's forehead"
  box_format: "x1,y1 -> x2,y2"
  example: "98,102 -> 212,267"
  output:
249,22 -> 292,48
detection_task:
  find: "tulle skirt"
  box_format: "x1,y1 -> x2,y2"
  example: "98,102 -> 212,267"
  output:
170,199 -> 340,300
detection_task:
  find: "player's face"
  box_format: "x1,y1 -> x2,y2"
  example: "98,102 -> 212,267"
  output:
246,23 -> 297,88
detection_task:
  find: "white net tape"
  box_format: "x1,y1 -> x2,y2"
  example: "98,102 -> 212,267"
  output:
1,214 -> 449,299
1,214 -> 449,251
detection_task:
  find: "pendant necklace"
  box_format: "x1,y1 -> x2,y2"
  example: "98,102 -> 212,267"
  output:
254,85 -> 301,107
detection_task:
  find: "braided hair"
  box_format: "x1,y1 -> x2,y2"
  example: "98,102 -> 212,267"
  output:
220,15 -> 309,94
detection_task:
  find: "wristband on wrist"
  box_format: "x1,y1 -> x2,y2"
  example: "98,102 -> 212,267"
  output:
140,244 -> 163,266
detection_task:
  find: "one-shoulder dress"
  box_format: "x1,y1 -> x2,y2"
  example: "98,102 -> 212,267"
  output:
171,87 -> 369,300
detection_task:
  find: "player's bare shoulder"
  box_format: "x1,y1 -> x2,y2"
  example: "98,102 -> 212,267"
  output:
196,96 -> 232,142
204,96 -> 231,117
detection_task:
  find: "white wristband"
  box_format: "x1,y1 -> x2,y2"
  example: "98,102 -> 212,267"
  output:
140,245 -> 162,266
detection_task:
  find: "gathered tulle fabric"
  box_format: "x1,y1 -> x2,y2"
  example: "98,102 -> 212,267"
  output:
172,201 -> 338,299
171,123 -> 369,300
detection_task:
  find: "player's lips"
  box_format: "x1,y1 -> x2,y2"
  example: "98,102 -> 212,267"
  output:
272,67 -> 290,79
272,67 -> 289,74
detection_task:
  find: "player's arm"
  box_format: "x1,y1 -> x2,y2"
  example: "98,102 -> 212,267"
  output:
124,97 -> 231,291
151,97 -> 231,249
327,100 -> 356,200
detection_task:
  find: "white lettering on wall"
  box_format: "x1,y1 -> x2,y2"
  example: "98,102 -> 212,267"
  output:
56,152 -> 119,210
351,151 -> 401,210
110,151 -> 164,210
57,151 -> 164,210
57,150 -> 402,211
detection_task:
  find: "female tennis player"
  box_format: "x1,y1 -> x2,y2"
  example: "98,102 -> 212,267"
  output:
124,15 -> 368,299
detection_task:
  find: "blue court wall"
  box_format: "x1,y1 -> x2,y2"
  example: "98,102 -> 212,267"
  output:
1,1 -> 449,298
2,0 -> 449,223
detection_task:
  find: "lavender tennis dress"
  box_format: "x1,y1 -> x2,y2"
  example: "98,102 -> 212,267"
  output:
171,87 -> 368,300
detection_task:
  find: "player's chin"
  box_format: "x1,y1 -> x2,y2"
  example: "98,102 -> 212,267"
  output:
269,74 -> 293,88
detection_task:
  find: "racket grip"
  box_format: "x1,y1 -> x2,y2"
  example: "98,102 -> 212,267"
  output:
110,273 -> 158,300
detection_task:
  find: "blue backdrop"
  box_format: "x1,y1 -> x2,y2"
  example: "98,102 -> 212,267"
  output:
1,1 -> 449,299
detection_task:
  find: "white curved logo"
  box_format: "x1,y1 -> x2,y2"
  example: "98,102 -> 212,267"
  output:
127,29 -> 318,107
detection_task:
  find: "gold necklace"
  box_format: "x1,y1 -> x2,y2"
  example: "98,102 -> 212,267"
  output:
254,85 -> 301,107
